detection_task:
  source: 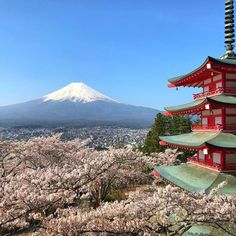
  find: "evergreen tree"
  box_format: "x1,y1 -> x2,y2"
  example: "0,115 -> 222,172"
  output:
141,113 -> 192,154
171,115 -> 192,135
142,113 -> 168,154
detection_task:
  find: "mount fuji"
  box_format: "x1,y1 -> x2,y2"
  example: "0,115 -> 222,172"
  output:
43,83 -> 117,103
0,83 -> 159,128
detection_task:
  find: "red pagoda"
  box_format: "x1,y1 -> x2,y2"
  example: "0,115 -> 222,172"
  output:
154,0 -> 236,194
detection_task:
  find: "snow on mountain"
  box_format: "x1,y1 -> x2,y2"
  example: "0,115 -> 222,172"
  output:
0,82 -> 159,127
43,82 -> 117,103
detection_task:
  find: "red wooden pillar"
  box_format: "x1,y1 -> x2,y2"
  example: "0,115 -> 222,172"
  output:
222,107 -> 226,131
222,72 -> 226,91
221,73 -> 226,131
221,151 -> 225,170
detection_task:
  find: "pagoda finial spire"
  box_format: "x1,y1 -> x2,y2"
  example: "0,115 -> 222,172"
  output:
222,0 -> 236,59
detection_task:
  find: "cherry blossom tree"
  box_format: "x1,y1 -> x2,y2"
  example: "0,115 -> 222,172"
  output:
1,135 -> 233,236
43,183 -> 236,235
0,135 -> 159,234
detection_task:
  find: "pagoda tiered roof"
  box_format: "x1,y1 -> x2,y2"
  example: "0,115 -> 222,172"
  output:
209,94 -> 236,104
160,131 -> 236,150
154,163 -> 236,194
165,95 -> 236,115
156,0 -> 236,193
165,99 -> 205,114
168,56 -> 236,88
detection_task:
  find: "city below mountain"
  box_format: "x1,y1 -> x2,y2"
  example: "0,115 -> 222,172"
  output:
0,83 -> 159,128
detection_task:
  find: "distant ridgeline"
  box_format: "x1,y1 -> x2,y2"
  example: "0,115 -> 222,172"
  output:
0,119 -> 155,129
0,83 -> 159,128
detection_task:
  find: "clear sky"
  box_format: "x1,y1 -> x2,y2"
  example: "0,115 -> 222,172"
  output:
0,0 -> 228,109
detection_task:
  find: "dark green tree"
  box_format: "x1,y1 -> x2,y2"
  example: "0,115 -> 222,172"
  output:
141,113 -> 192,154
170,115 -> 192,135
141,113 -> 169,154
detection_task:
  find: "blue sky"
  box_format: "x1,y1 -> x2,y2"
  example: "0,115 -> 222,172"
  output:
0,0 -> 227,109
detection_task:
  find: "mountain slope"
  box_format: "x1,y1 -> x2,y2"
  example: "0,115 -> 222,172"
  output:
0,83 -> 159,127
43,82 -> 117,103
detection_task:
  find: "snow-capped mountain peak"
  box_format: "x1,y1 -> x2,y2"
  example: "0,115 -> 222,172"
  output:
43,82 -> 117,103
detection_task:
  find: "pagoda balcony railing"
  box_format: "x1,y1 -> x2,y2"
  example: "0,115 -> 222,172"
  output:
188,156 -> 222,171
193,87 -> 224,100
192,124 -> 236,131
192,124 -> 223,131
193,87 -> 236,100
189,156 -> 236,171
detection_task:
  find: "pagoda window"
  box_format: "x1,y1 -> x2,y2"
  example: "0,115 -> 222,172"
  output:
212,109 -> 222,115
212,153 -> 221,165
204,78 -> 211,85
202,117 -> 208,125
203,86 -> 210,93
213,74 -> 222,82
203,86 -> 209,92
216,82 -> 223,88
199,150 -> 205,161
202,110 -> 210,116
215,117 -> 222,125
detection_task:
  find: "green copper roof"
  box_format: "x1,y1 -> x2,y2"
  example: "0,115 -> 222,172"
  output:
154,163 -> 236,194
214,57 -> 236,65
168,75 -> 186,83
208,95 -> 236,104
208,132 -> 236,148
168,56 -> 236,84
183,224 -> 232,236
165,95 -> 236,113
165,99 -> 205,112
168,74 -> 188,84
160,132 -> 236,149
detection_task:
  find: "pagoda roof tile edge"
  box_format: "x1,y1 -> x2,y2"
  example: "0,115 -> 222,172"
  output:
168,56 -> 236,86
154,164 -> 236,194
208,95 -> 236,105
165,95 -> 236,114
164,99 -> 206,113
168,57 -> 210,84
159,131 -> 236,149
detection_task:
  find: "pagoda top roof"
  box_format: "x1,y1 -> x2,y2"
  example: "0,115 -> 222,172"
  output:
160,131 -> 236,149
154,163 -> 236,194
165,95 -> 236,114
168,56 -> 236,87
213,56 -> 236,65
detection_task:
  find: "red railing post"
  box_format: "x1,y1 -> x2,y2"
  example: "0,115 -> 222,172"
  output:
193,87 -> 224,100
192,124 -> 223,131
